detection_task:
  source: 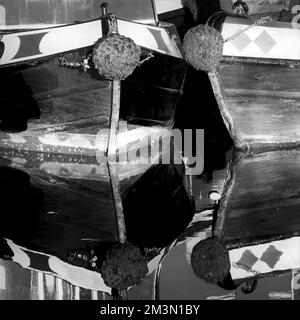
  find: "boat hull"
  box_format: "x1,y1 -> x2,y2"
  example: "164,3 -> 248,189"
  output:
207,14 -> 300,152
210,62 -> 300,152
219,149 -> 300,243
0,22 -> 187,181
0,160 -> 192,299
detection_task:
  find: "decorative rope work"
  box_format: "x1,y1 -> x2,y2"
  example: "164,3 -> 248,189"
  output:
190,154 -> 241,284
223,16 -> 273,43
100,243 -> 148,289
183,24 -> 224,72
92,34 -> 141,81
183,16 -> 272,72
191,238 -> 230,284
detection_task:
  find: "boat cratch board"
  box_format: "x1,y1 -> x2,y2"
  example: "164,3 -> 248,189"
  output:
0,18 -> 183,67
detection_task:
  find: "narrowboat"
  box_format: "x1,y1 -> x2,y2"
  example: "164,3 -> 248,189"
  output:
0,0 -> 187,181
206,3 -> 300,152
160,0 -> 300,152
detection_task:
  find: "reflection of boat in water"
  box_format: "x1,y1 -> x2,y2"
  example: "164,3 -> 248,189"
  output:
0,239 -> 111,299
178,228 -> 300,299
0,157 -> 194,299
0,139 -> 169,183
209,148 -> 300,296
152,147 -> 300,299
220,149 -> 300,241
203,147 -> 300,297
229,236 -> 300,283
207,9 -> 300,152
0,0 -> 187,181
154,213 -> 300,300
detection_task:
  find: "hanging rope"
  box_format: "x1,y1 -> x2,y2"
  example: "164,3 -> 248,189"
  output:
224,16 -> 273,43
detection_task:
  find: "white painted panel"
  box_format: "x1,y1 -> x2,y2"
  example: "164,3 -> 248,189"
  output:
0,264 -> 6,290
222,17 -> 300,60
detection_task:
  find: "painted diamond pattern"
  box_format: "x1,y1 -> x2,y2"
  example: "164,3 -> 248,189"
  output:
254,31 -> 277,54
231,30 -> 252,52
236,249 -> 259,268
260,245 -> 283,269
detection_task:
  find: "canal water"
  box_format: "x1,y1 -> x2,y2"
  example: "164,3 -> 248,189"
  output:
0,68 -> 299,300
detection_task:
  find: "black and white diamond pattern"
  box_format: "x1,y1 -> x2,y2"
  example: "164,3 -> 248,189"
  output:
230,237 -> 300,280
236,249 -> 259,268
222,18 -> 300,60
230,30 -> 252,52
253,31 -> 277,54
236,245 -> 283,269
260,245 -> 283,269
230,29 -> 277,54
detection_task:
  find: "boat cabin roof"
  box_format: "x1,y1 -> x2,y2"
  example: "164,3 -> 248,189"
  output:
0,0 -> 159,30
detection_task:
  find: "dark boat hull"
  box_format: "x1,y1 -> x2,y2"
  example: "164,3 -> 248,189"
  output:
0,159 -> 192,299
209,63 -> 300,152
219,149 -> 300,243
209,148 -> 300,283
0,19 -> 187,180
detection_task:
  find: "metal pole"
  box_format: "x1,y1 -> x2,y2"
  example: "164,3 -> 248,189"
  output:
99,3 -> 127,244
107,81 -> 127,244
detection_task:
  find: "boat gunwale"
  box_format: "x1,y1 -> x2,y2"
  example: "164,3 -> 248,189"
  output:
222,56 -> 300,68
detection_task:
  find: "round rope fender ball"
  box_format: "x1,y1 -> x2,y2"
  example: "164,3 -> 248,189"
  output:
191,238 -> 230,284
92,34 -> 141,81
183,24 -> 223,72
100,243 -> 148,289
